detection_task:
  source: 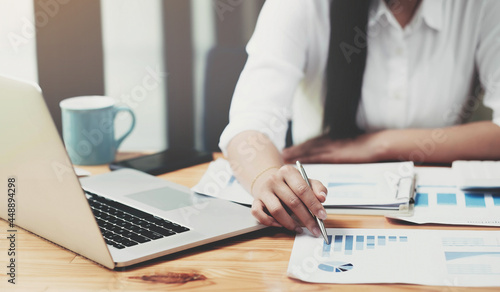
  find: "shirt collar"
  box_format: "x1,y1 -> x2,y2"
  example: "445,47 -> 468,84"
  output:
368,0 -> 444,31
368,0 -> 387,28
420,0 -> 443,31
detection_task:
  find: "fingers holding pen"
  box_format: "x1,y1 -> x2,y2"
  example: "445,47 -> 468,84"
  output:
252,168 -> 303,232
250,199 -> 283,228
309,178 -> 328,203
251,164 -> 327,237
279,166 -> 327,237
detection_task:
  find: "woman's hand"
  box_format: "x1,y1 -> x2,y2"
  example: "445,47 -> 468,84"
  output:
282,133 -> 387,164
250,165 -> 328,237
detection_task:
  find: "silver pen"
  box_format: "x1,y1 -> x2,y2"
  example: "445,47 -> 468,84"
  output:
296,161 -> 330,244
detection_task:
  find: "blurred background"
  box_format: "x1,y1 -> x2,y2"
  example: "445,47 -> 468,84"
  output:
0,0 -> 264,152
1,0 -> 491,154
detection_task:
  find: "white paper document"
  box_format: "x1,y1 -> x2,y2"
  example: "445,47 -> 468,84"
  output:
288,228 -> 500,286
304,162 -> 414,210
192,158 -> 253,205
452,160 -> 500,190
389,167 -> 500,227
192,158 -> 415,212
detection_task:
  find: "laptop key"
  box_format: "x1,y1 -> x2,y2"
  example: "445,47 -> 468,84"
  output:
114,227 -> 129,235
106,239 -> 126,250
137,230 -> 163,240
129,224 -> 145,233
121,239 -> 139,247
172,225 -> 190,233
102,230 -> 114,239
162,222 -> 190,233
109,217 -> 125,225
129,234 -> 151,243
101,214 -> 113,221
150,217 -> 190,233
109,233 -> 125,242
122,213 -> 136,222
106,224 -> 122,233
110,242 -> 126,249
134,219 -> 152,228
119,222 -> 135,230
122,232 -> 147,243
98,221 -> 113,230
147,225 -> 176,236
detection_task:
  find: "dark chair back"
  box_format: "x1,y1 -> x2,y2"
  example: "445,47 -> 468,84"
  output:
202,46 -> 248,151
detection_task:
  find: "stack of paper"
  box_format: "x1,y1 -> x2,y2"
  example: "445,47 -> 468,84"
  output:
193,159 -> 500,225
304,162 -> 414,212
192,158 -> 415,215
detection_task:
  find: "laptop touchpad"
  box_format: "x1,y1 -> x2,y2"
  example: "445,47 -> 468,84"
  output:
125,187 -> 195,212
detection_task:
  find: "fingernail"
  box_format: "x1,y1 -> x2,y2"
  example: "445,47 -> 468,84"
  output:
295,227 -> 303,234
312,227 -> 321,237
320,191 -> 327,199
318,209 -> 327,220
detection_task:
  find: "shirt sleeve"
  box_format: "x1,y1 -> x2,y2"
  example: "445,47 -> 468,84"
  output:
218,0 -> 313,155
476,0 -> 500,127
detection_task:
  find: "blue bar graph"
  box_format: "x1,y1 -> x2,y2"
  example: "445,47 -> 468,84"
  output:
464,193 -> 486,208
345,236 -> 353,255
413,191 -> 500,209
415,193 -> 429,207
356,235 -> 364,250
322,235 -> 332,257
334,235 -> 343,252
493,194 -> 500,206
367,236 -> 375,249
325,234 -> 408,255
323,236 -> 332,251
437,193 -> 457,205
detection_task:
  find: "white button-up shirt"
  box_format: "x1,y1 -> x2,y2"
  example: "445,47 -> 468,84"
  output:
219,0 -> 500,154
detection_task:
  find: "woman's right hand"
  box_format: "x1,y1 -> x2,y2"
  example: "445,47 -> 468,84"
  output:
250,164 -> 328,237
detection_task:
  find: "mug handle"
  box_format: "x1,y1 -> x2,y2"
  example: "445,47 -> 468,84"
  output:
113,106 -> 136,150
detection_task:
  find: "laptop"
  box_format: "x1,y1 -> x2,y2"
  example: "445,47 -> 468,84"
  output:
0,75 -> 264,269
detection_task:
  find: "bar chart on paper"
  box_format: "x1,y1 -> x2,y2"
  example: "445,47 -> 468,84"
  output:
390,185 -> 500,226
317,234 -> 408,273
322,234 -> 408,256
287,228 -> 500,286
414,190 -> 500,208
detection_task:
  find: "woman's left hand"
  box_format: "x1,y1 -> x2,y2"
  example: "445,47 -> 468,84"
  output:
282,132 -> 387,164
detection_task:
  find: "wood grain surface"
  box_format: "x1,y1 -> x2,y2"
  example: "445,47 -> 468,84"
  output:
1,153 -> 498,291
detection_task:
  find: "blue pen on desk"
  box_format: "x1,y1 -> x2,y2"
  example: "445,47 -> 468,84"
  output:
296,161 -> 330,244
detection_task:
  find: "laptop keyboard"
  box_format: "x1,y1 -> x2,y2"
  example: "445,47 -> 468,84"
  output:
86,192 -> 190,250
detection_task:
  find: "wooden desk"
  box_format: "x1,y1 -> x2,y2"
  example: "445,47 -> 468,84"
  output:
1,155 -> 499,291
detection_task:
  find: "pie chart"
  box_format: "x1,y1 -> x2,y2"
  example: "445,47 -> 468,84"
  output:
318,261 -> 354,273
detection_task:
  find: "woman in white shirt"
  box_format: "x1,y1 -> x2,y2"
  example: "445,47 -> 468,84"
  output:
219,0 -> 500,236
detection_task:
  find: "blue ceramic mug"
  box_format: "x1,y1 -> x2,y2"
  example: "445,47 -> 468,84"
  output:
60,96 -> 136,165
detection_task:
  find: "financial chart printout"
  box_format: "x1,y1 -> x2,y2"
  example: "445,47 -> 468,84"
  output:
288,228 -> 500,286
